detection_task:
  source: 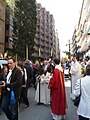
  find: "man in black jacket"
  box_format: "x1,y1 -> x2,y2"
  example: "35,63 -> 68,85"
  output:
24,60 -> 33,88
0,58 -> 22,120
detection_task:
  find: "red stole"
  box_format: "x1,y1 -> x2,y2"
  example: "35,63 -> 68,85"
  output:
48,68 -> 66,115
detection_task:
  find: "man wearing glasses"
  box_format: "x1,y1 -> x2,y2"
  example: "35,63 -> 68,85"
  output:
0,58 -> 22,120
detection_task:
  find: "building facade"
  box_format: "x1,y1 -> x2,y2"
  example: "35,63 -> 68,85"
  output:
0,0 -> 14,55
0,1 -> 60,60
0,0 -> 5,54
33,3 -> 57,59
5,0 -> 15,51
72,0 -> 90,60
55,29 -> 60,59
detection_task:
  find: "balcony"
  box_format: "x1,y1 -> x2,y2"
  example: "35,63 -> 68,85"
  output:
35,34 -> 40,38
80,40 -> 88,52
6,30 -> 12,37
34,39 -> 39,45
40,48 -> 45,52
32,52 -> 38,57
40,28 -> 45,34
40,41 -> 45,47
45,37 -> 49,42
40,35 -> 44,40
45,49 -> 49,53
34,46 -> 39,51
6,19 -> 13,26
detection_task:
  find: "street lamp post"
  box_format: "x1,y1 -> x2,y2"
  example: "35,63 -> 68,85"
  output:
50,48 -> 53,60
26,44 -> 28,60
39,48 -> 41,58
38,47 -> 41,104
15,53 -> 18,66
66,39 -> 72,60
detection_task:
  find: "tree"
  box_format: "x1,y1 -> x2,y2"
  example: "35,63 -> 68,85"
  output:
13,0 -> 37,60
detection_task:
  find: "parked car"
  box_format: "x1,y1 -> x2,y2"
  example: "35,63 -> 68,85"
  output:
0,59 -> 8,67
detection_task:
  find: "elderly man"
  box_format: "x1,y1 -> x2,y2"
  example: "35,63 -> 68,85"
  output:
0,58 -> 22,120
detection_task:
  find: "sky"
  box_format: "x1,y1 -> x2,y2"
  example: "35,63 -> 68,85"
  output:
36,0 -> 83,55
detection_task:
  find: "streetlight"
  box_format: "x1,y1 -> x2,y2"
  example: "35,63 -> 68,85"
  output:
66,39 -> 72,60
51,48 -> 53,57
50,48 -> 53,60
39,48 -> 41,57
26,44 -> 28,60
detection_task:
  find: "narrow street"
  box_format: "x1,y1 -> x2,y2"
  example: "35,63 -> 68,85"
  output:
1,80 -> 79,120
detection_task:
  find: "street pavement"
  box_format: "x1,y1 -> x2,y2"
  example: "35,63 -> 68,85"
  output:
0,80 -> 79,120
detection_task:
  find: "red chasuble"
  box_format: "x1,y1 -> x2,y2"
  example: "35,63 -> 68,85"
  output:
48,68 -> 66,115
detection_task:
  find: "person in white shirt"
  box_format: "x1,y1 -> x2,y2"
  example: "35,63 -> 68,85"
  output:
74,64 -> 90,120
70,56 -> 81,100
0,58 -> 22,120
35,65 -> 52,105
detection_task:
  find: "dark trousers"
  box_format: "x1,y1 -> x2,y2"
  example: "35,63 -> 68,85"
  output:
0,93 -> 3,107
20,87 -> 29,106
1,91 -> 18,120
79,115 -> 89,120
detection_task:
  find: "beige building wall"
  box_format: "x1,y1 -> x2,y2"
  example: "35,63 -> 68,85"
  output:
79,0 -> 90,52
0,0 -> 5,54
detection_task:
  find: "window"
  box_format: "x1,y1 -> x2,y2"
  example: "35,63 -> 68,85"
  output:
5,37 -> 8,42
0,8 -> 1,18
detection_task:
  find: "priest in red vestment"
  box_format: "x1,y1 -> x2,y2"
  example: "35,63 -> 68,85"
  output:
48,58 -> 67,120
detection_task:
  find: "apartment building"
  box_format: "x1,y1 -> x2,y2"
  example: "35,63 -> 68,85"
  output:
0,0 -> 14,55
71,29 -> 76,54
72,0 -> 90,60
0,0 -> 5,54
55,30 -> 60,59
33,3 -> 57,59
0,1 -> 60,60
5,0 -> 15,51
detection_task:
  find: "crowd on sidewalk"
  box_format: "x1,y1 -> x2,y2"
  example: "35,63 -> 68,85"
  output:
0,56 -> 90,120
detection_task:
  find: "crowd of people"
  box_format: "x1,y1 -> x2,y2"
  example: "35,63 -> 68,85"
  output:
0,56 -> 90,120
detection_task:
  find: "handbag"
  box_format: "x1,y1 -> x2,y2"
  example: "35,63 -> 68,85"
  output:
10,85 -> 17,119
10,85 -> 16,105
73,79 -> 81,107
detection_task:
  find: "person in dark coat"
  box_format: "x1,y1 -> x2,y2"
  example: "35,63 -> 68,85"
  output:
24,60 -> 33,88
0,58 -> 22,120
17,61 -> 29,107
33,60 -> 40,90
0,65 -> 8,115
0,65 -> 3,115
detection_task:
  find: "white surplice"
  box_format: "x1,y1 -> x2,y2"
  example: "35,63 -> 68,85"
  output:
35,72 -> 52,105
70,61 -> 81,99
